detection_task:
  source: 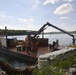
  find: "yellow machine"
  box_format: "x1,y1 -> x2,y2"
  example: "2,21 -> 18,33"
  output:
69,44 -> 76,48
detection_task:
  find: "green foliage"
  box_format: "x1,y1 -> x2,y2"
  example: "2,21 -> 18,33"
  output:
32,55 -> 76,75
20,73 -> 23,75
59,60 -> 72,69
0,29 -> 37,35
32,65 -> 63,75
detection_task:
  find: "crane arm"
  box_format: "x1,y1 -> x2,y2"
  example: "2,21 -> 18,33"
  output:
34,24 -> 49,37
46,22 -> 75,45
33,22 -> 75,44
47,22 -> 74,38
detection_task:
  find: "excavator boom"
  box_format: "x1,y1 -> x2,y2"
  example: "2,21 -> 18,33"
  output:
34,24 -> 48,37
34,22 -> 75,45
47,22 -> 74,38
46,22 -> 75,45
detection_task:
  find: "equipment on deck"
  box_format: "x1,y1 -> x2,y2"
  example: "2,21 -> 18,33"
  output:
24,22 -> 76,51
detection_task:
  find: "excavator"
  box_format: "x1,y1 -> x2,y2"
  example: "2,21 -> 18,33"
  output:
25,22 -> 76,51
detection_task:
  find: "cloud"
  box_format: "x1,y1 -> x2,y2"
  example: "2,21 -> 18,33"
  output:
29,18 -> 34,21
54,3 -> 74,15
0,12 -> 36,30
0,12 -> 18,20
0,14 -> 6,18
0,24 -> 15,29
19,18 -> 34,23
63,0 -> 74,2
43,0 -> 59,5
0,12 -> 34,23
23,0 -> 40,16
19,18 -> 28,22
32,0 -> 40,9
60,16 -> 68,19
19,0 -> 40,9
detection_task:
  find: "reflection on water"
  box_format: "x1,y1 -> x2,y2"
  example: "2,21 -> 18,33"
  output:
0,52 -> 34,67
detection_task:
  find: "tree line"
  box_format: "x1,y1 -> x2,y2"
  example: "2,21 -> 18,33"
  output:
0,28 -> 76,36
0,29 -> 37,36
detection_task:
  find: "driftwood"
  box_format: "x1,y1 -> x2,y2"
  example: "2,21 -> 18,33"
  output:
0,60 -> 35,75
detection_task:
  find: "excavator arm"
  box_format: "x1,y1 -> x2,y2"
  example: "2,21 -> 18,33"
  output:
34,22 -> 75,45
47,22 -> 75,45
34,24 -> 49,37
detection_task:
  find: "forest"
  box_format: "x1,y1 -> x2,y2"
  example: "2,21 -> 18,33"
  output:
0,29 -> 76,36
0,29 -> 37,36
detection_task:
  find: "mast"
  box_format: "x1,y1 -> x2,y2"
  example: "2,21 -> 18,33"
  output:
5,26 -> 8,49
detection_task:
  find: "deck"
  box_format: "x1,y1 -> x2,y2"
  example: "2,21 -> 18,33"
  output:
0,37 -> 55,63
0,46 -> 53,63
8,46 -> 52,58
0,38 -> 60,63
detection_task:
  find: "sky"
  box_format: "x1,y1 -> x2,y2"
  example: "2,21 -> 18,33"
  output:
0,0 -> 76,32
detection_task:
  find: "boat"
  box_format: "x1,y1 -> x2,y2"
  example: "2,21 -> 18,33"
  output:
0,22 -> 76,63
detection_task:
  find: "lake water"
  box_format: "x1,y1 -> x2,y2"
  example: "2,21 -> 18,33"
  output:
8,33 -> 76,46
1,33 -> 76,67
0,52 -> 35,67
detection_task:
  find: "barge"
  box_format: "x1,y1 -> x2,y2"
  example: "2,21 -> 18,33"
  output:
0,37 -> 50,63
0,48 -> 37,63
0,22 -> 76,63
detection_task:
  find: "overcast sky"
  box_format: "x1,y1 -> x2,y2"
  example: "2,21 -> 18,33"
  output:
0,0 -> 76,32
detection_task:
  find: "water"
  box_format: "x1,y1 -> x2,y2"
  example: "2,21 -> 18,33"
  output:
8,33 -> 75,46
0,52 -> 34,67
44,34 -> 73,46
1,33 -> 75,67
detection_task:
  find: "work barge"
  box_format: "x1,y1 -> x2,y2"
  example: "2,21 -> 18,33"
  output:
0,37 -> 49,63
0,22 -> 76,63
